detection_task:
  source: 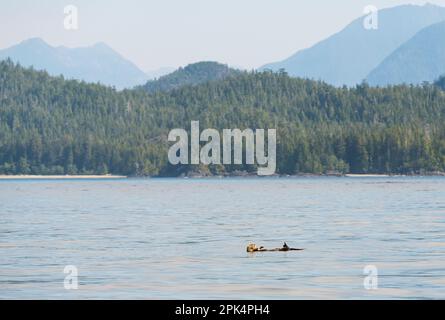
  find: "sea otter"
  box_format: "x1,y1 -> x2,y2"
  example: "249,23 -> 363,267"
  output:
246,242 -> 303,252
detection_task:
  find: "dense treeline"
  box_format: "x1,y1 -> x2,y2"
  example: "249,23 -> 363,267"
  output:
141,61 -> 240,93
0,59 -> 444,176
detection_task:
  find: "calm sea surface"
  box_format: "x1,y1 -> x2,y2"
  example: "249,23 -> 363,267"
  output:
1,177 -> 444,299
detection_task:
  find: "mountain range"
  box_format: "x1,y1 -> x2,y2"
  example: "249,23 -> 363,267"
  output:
0,38 -> 148,89
0,38 -> 238,90
1,4 -> 445,89
261,4 -> 445,86
367,20 -> 445,86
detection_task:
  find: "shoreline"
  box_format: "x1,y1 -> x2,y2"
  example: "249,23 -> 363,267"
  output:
0,175 -> 127,180
1,173 -> 444,180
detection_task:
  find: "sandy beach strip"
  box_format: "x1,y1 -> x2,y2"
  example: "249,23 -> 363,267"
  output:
0,175 -> 127,180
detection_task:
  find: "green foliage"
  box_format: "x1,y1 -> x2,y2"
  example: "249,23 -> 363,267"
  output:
141,61 -> 241,93
1,59 -> 445,176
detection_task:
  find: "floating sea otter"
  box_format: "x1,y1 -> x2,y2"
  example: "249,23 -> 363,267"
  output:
246,242 -> 304,253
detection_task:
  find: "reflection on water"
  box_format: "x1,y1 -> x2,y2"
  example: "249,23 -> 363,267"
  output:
0,177 -> 444,299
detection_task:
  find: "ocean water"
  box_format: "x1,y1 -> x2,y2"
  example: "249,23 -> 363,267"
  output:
0,177 -> 444,299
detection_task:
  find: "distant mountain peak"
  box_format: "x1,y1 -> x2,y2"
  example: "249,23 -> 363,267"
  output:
93,41 -> 108,47
260,4 -> 445,86
19,37 -> 51,48
22,37 -> 46,44
0,38 -> 148,89
367,20 -> 445,86
91,41 -> 114,51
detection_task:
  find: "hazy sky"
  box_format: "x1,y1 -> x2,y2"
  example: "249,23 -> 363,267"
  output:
1,0 -> 445,71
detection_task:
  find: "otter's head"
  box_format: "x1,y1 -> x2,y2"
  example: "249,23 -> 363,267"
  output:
246,243 -> 258,253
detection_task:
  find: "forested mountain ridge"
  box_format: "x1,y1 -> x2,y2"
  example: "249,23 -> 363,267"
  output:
141,61 -> 241,93
1,59 -> 445,176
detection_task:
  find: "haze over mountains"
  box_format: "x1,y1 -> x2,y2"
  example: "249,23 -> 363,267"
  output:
0,38 -> 148,89
2,2 -> 445,176
1,4 -> 445,89
0,38 -> 238,90
261,4 -> 445,87
367,20 -> 445,86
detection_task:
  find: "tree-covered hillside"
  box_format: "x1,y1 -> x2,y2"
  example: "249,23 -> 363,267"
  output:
1,59 -> 444,176
141,61 -> 240,93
